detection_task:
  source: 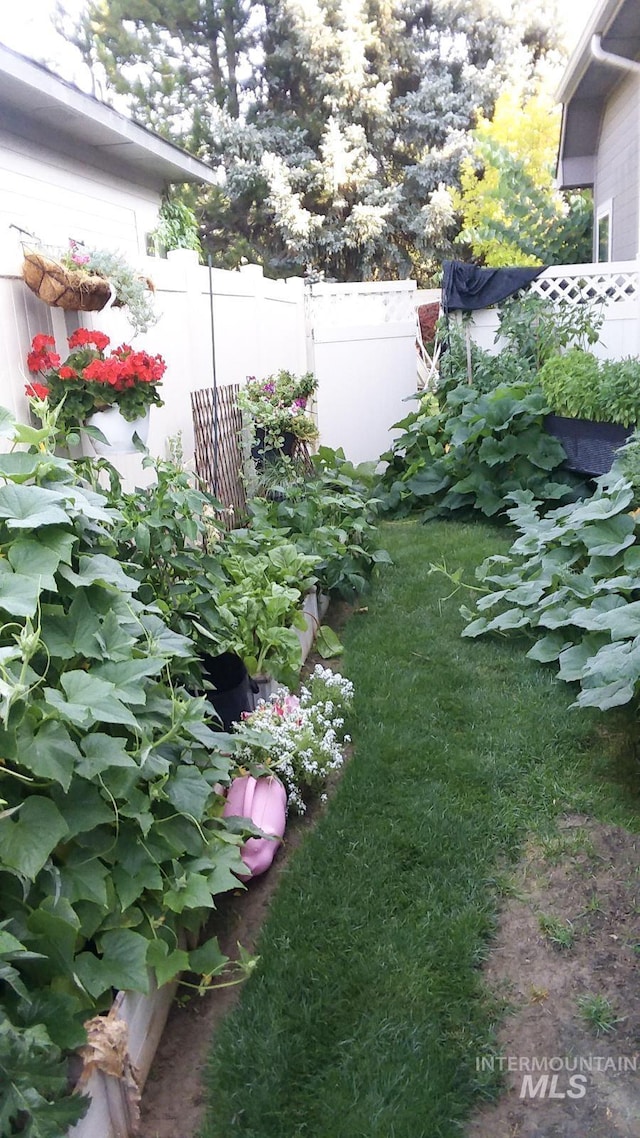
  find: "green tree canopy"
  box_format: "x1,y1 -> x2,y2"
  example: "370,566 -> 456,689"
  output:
451,83 -> 592,266
73,0 -> 566,281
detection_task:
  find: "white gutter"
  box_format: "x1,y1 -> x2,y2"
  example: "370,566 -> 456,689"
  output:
590,34 -> 640,75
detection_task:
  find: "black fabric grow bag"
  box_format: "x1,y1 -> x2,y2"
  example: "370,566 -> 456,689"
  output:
545,415 -> 632,477
251,428 -> 296,471
202,652 -> 258,731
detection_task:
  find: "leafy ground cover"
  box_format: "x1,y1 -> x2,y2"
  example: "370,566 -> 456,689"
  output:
199,520 -> 640,1138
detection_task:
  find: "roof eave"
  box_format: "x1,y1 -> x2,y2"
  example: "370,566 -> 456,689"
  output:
0,43 -> 218,188
557,0 -> 629,103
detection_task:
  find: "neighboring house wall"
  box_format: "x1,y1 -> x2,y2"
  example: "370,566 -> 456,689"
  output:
0,126 -> 160,258
594,73 -> 640,260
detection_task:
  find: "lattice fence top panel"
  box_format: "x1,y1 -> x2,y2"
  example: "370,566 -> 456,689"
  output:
191,383 -> 246,526
531,267 -> 640,305
308,283 -> 417,328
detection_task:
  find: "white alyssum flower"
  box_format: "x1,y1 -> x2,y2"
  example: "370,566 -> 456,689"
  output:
232,668 -> 353,814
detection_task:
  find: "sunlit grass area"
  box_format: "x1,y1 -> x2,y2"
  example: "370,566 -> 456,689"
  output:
200,520 -> 639,1138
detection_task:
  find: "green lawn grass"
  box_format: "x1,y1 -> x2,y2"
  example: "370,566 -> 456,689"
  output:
200,519 -> 639,1138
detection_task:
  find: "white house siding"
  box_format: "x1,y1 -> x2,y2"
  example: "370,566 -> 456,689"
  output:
0,126 -> 160,258
594,73 -> 640,261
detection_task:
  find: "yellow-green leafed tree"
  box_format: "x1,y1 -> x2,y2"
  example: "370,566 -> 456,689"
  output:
453,84 -> 592,267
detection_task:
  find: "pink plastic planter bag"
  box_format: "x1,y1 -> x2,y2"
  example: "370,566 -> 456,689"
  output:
223,775 -> 287,880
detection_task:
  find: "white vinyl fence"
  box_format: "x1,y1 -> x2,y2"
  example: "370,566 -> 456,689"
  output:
459,261 -> 640,361
306,279 -> 417,465
0,242 -> 306,479
0,238 -> 419,478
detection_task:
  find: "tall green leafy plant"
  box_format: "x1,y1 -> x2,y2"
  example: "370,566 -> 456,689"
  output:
461,474 -> 640,710
540,351 -> 640,426
100,457 -> 322,685
379,382 -> 573,520
0,412 -> 250,1133
207,526 -> 320,683
249,448 -> 392,599
496,293 -> 604,373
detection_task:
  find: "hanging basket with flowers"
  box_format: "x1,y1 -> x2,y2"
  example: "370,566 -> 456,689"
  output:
22,241 -> 157,335
22,249 -> 112,311
25,330 -> 166,448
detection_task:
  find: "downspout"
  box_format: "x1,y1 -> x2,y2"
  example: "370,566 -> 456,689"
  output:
590,34 -> 640,75
590,36 -> 640,261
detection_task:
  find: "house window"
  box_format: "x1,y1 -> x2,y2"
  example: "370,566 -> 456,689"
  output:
596,202 -> 612,262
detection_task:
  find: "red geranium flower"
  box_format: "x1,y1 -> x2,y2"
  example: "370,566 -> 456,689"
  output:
67,328 -> 110,352
27,333 -> 61,373
25,382 -> 50,400
31,334 -> 56,352
25,329 -> 165,429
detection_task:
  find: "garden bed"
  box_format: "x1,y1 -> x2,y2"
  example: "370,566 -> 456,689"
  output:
136,601 -> 354,1138
66,587 -> 332,1138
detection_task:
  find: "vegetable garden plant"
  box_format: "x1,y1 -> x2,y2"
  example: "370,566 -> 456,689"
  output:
0,372 -> 389,1131
0,409 -> 255,1134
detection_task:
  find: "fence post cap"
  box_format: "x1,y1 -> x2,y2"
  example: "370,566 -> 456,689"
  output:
239,263 -> 265,278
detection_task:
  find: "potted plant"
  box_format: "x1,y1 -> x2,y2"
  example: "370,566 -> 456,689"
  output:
236,369 -> 319,469
231,667 -> 354,815
25,329 -> 165,452
205,531 -> 321,689
540,349 -> 640,475
22,241 -> 157,335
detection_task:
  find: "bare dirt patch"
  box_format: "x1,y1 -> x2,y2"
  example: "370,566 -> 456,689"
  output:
467,816 -> 640,1138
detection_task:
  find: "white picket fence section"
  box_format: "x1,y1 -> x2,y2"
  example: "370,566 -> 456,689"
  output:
461,260 -> 640,361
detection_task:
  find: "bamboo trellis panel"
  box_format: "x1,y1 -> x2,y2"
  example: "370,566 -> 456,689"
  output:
191,384 -> 247,525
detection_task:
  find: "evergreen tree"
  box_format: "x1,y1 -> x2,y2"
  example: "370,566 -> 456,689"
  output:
73,0 -> 563,281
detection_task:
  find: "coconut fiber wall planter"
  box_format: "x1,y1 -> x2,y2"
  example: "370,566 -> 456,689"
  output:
544,414 -> 633,477
22,251 -> 113,311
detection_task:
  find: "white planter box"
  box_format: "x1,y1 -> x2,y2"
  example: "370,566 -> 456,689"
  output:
69,977 -> 177,1138
294,586 -> 319,662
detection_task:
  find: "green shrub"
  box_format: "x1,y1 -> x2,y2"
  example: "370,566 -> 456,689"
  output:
379,381 -> 574,520
539,350 -> 640,426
